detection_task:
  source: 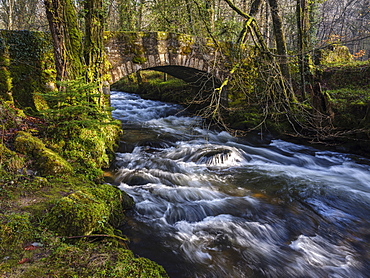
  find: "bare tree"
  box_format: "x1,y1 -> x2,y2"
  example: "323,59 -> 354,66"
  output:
0,0 -> 48,30
316,0 -> 370,59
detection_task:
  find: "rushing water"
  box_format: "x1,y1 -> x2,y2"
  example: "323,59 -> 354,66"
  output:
110,91 -> 370,278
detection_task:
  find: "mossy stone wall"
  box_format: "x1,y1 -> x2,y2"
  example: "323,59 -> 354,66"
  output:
0,30 -> 55,110
321,64 -> 370,90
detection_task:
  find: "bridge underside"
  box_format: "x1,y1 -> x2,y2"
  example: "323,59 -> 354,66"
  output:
146,66 -> 221,88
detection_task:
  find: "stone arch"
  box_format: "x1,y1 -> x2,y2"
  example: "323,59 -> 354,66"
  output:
104,31 -> 224,86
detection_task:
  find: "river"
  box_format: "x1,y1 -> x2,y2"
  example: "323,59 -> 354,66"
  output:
110,90 -> 370,278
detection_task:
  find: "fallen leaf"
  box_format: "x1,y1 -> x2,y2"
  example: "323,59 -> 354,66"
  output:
18,258 -> 31,264
24,245 -> 39,251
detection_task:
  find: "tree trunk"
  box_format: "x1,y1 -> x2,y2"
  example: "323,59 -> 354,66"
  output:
267,0 -> 291,82
84,0 -> 105,85
249,0 -> 262,16
205,0 -> 215,32
44,0 -> 84,81
296,0 -> 311,99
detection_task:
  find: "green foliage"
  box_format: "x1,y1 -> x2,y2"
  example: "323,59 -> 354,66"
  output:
39,80 -> 121,179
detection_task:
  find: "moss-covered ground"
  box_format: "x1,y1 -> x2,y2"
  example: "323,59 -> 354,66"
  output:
0,92 -> 169,277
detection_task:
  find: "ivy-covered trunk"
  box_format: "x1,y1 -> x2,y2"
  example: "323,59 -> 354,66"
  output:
84,0 -> 105,85
0,42 -> 13,103
44,0 -> 85,81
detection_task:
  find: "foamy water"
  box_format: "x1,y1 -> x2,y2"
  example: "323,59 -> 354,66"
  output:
111,91 -> 370,278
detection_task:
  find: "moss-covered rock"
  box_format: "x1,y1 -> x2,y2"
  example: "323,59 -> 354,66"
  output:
60,122 -> 121,180
0,143 -> 25,172
45,184 -> 133,236
14,131 -> 73,176
45,190 -> 108,236
315,45 -> 353,66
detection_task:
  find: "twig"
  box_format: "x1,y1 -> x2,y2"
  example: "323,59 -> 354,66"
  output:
63,233 -> 129,247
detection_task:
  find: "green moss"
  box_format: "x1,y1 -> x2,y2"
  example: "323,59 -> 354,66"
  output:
14,131 -> 73,176
60,122 -> 121,178
315,45 -> 353,66
32,92 -> 49,111
156,31 -> 169,40
45,184 -> 133,236
133,55 -> 147,64
0,143 -> 25,172
176,34 -> 194,55
0,212 -> 34,256
2,241 -> 169,278
320,64 -> 370,90
45,190 -> 109,236
181,45 -> 192,55
0,44 -> 13,102
0,30 -> 55,111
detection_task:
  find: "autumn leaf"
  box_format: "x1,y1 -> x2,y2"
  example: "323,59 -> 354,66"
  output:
24,245 -> 39,251
18,258 -> 31,264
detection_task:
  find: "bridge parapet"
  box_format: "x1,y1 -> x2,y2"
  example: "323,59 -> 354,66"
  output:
104,31 -> 225,85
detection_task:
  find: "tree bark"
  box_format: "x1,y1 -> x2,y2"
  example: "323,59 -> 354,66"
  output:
249,0 -> 262,16
267,0 -> 291,82
84,0 -> 105,84
297,0 -> 311,99
44,0 -> 84,82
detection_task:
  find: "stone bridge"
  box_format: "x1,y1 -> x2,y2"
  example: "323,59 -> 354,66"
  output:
105,31 -> 225,87
0,30 -> 227,109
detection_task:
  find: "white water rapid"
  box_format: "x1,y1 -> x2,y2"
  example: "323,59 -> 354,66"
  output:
110,91 -> 370,278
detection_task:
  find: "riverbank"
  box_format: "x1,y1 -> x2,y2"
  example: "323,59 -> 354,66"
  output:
0,83 -> 169,277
